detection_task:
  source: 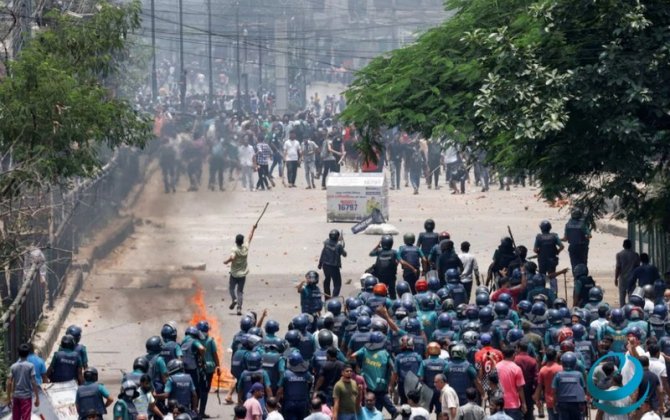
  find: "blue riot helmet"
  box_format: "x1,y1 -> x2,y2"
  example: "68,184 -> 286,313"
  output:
292,314 -> 309,332
479,306 -> 495,324
573,264 -> 588,278
284,330 -> 301,347
571,324 -> 586,340
553,298 -> 567,310
507,328 -> 524,345
245,352 -> 262,370
248,327 -> 264,338
494,302 -> 509,318
405,317 -> 422,334
480,333 -> 492,346
326,299 -> 342,316
437,313 -> 452,329
356,316 -> 372,332
427,276 -> 441,292
66,325 -> 83,343
497,293 -> 513,308
196,321 -> 210,333
445,269 -> 460,283
558,307 -> 571,325
396,281 -> 411,297
436,288 -> 450,302
363,276 -> 378,292
465,305 -> 480,321
653,304 -> 668,320
240,316 -> 254,332
161,324 -> 177,341
475,293 -> 490,308
561,352 -> 577,370
345,297 -> 362,311
288,350 -> 304,367
610,308 -> 625,324
547,309 -> 562,325
588,287 -> 603,302
265,320 -> 280,335
517,300 -> 532,316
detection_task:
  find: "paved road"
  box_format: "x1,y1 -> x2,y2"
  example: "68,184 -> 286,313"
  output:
52,165 -> 623,418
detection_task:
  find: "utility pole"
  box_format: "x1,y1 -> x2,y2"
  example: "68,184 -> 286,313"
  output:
235,1 -> 241,114
257,16 -> 262,91
275,11 -> 288,114
151,0 -> 157,101
207,0 -> 213,101
178,0 -> 185,111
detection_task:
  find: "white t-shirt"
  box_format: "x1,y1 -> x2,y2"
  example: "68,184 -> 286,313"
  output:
238,145 -> 255,167
267,411 -> 284,420
409,406 -> 430,420
133,389 -> 155,415
602,386 -> 630,420
283,139 -> 301,161
641,412 -> 662,420
622,346 -> 648,384
649,356 -> 667,382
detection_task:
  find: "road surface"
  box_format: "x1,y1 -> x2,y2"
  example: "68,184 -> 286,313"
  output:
53,165 -> 623,417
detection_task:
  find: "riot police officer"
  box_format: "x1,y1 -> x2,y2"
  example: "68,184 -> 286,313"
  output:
262,319 -> 285,353
444,344 -> 480,406
66,325 -> 89,369
398,233 -> 425,293
159,359 -> 198,413
278,351 -> 314,420
237,351 -> 272,403
75,367 -> 113,420
572,264 -> 595,308
553,352 -> 586,420
391,336 -> 424,404
113,381 -> 140,420
563,208 -> 590,269
122,357 -> 148,387
534,220 -> 564,277
297,271 -> 323,316
369,235 -> 399,299
160,323 -> 182,364
417,219 -> 439,272
47,335 -> 83,384
318,230 -> 347,297
197,320 -> 220,418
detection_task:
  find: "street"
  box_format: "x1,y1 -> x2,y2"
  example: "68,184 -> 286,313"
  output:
53,166 -> 623,418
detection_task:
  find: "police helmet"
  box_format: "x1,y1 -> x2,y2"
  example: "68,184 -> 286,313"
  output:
560,351 -> 577,370
547,309 -> 562,325
421,296 -> 437,312
558,307 -> 571,325
120,380 -> 140,399
480,333 -> 492,346
167,359 -> 184,374
610,308 -> 625,324
357,315 -> 372,332
288,350 -> 304,367
364,276 -> 378,292
560,339 -> 575,353
60,334 -> 76,350
329,230 -> 340,241
325,300 -> 341,317
66,325 -> 82,343
442,299 -> 456,312
597,304 -> 609,318
346,297 -> 363,311
240,315 -> 254,332
436,288 -> 450,302
462,321 -> 480,334
530,302 -> 547,318
380,235 -> 394,250
497,293 -> 513,308
439,231 -> 451,241
373,283 -> 388,297
446,268 -> 460,282
84,367 -> 98,382
369,331 -> 386,346
292,314 -> 309,332
248,327 -> 264,338
196,320 -> 210,333
588,287 -> 603,302
494,302 -> 509,318
245,335 -> 262,350
265,320 -> 280,335
396,281 -> 411,297
305,270 -> 319,285
653,304 -> 668,320
401,300 -> 416,316
571,208 -> 583,220
405,317 -> 422,334
285,330 -> 301,347
573,264 -> 588,278
524,261 -> 538,274
475,286 -> 490,295
553,298 -> 567,309
571,324 -> 586,340
317,330 -> 334,348
643,284 -> 655,299
427,276 -> 441,292
245,352 -> 262,370
161,323 -> 177,341
475,293 -> 490,308
145,336 -> 162,353
456,303 -> 468,318
531,274 -> 546,289
465,305 -> 480,321
539,220 -> 552,233
415,279 -> 428,292
424,219 -> 435,232
403,233 -> 416,246
175,414 -> 192,420
451,344 -> 468,359
371,319 -> 389,335
506,328 -> 524,344
358,305 -> 373,318
517,300 -> 532,316
437,313 -> 452,329
394,307 -> 409,321
185,326 -> 201,339
133,356 -> 149,373
427,342 -> 441,356
400,335 -> 415,350
629,294 -> 644,309
479,307 -> 495,324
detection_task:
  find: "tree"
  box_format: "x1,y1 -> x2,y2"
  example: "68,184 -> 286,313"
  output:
0,0 -> 152,198
341,0 -> 670,229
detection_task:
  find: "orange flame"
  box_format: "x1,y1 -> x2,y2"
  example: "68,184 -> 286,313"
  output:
189,282 -> 236,390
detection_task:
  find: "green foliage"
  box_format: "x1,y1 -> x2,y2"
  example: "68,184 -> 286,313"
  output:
0,0 -> 152,196
342,0 -> 670,229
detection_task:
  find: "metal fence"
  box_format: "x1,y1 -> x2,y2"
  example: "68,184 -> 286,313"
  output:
0,147 -> 144,362
1,264 -> 42,363
628,222 -> 670,274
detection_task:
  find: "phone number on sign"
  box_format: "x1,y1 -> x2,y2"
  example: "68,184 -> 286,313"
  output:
338,200 -> 358,211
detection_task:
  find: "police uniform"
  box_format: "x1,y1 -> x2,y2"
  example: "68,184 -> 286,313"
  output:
564,218 -> 590,269
76,382 -> 109,419
279,367 -> 313,420
49,349 -> 82,383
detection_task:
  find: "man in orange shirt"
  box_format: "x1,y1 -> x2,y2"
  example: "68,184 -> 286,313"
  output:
533,348 -> 563,420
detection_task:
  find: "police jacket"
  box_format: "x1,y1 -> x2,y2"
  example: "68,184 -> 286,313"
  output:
319,240 -> 345,268
76,383 -> 106,418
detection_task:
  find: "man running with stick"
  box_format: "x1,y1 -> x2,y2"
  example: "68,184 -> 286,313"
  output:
224,202 -> 269,315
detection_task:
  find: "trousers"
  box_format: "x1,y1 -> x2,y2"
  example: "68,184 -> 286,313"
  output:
323,264 -> 342,297
229,276 -> 246,309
